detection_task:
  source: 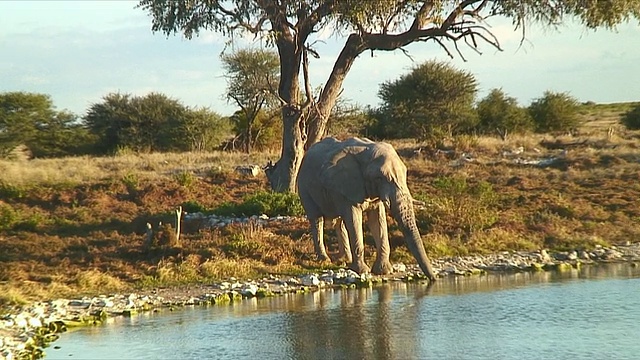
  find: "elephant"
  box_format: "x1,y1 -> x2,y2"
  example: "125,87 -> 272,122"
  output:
296,137 -> 437,281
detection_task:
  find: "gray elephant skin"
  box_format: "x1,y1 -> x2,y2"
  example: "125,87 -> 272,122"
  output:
296,137 -> 436,281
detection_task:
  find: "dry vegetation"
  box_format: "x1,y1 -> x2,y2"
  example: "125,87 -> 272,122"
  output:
1,104 -> 639,305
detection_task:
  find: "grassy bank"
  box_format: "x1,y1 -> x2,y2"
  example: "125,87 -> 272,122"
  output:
1,104 -> 640,305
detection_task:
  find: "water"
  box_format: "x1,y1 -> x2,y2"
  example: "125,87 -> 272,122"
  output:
47,264 -> 640,360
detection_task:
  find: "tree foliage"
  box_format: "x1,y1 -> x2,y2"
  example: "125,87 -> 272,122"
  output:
326,102 -> 375,139
228,109 -> 282,152
84,92 -> 228,154
221,48 -> 280,153
376,60 -> 478,139
138,0 -> 640,191
528,91 -> 580,133
183,107 -> 233,152
0,92 -> 90,158
477,88 -> 533,136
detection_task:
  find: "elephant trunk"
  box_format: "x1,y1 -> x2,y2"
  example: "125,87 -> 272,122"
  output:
389,188 -> 437,281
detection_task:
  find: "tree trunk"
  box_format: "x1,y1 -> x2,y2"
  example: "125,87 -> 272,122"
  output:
245,120 -> 252,154
265,105 -> 305,192
267,21 -> 367,191
306,34 -> 366,147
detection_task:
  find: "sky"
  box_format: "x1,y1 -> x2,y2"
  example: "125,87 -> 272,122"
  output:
1,1 -> 639,117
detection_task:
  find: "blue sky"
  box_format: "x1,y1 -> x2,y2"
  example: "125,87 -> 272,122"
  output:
1,1 -> 639,117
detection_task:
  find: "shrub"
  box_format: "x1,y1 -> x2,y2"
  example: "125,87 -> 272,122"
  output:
0,182 -> 27,200
416,176 -> 499,237
213,191 -> 304,217
121,172 -> 139,191
476,88 -> 533,136
0,204 -> 18,231
181,200 -> 207,213
528,91 -> 580,133
621,104 -> 640,130
173,170 -> 196,188
376,60 -> 479,139
223,233 -> 264,258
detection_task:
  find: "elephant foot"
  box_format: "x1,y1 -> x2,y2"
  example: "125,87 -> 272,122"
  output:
315,252 -> 331,263
349,260 -> 371,275
372,259 -> 393,275
335,253 -> 353,266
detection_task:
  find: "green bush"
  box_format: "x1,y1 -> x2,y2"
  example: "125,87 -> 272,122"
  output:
0,204 -> 19,231
174,170 -> 196,188
621,104 -> 640,130
223,233 -> 264,258
476,88 -> 533,135
0,182 -> 27,200
181,200 -> 207,213
375,60 -> 479,139
416,176 -> 498,237
528,91 -> 580,133
213,191 -> 304,217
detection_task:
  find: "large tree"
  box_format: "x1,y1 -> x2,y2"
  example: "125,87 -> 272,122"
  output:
0,92 -> 89,158
138,0 -> 640,192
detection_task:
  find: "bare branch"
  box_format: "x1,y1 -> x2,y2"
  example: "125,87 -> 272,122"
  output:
398,47 -> 415,62
429,37 -> 455,59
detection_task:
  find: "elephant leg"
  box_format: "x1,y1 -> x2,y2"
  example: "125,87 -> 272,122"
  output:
367,204 -> 393,275
310,216 -> 330,261
335,218 -> 352,264
342,206 -> 370,274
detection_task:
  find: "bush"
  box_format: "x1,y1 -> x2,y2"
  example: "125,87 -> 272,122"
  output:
327,103 -> 376,138
181,200 -> 207,213
213,191 -> 304,217
375,60 -> 479,139
416,176 -> 498,237
528,91 -> 580,133
173,170 -> 196,188
621,104 -> 640,130
476,88 -> 533,135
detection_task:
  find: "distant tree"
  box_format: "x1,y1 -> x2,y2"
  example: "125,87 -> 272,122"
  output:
140,0 -> 640,192
85,92 -> 187,154
0,92 -> 89,158
477,89 -> 534,138
182,107 -> 232,152
326,102 -> 375,139
528,91 -> 581,133
0,92 -> 51,156
28,111 -> 96,158
221,49 -> 280,153
621,104 -> 640,130
228,108 -> 281,152
376,60 -> 478,140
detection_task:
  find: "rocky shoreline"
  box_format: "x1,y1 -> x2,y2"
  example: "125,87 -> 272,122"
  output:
2,242 -> 640,360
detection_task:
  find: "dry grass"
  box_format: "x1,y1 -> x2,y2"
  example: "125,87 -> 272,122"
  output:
0,150 -> 278,186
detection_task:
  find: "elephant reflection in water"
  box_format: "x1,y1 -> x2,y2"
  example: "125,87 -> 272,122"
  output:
297,137 -> 436,280
284,283 -> 433,359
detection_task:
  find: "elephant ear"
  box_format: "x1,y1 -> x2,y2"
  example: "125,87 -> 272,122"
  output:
320,150 -> 367,204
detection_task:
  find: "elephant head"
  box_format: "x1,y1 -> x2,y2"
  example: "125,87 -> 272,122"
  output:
321,138 -> 436,280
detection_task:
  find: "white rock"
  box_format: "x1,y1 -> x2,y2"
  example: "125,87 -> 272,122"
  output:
392,263 -> 407,273
301,274 -> 320,286
241,284 -> 259,297
27,317 -> 42,328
